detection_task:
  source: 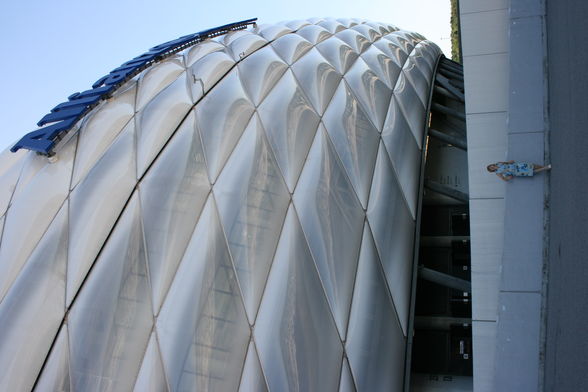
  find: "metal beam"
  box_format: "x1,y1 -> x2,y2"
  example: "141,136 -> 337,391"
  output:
433,117 -> 466,136
439,66 -> 464,81
432,102 -> 466,121
434,85 -> 465,103
414,316 -> 471,331
435,74 -> 465,101
440,62 -> 464,76
420,236 -> 470,247
428,128 -> 467,150
424,179 -> 469,203
418,265 -> 472,292
440,58 -> 463,72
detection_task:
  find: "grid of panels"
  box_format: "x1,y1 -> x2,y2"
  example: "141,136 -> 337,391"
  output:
0,18 -> 441,391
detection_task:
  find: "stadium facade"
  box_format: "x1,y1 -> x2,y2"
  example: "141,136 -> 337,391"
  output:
0,18 -> 472,391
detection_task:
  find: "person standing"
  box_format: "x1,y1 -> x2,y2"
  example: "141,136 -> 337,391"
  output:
487,160 -> 551,181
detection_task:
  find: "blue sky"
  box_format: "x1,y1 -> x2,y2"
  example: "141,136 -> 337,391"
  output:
0,0 -> 450,151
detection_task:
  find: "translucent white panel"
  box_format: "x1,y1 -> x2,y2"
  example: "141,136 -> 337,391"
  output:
139,111 -> 210,315
255,205 -> 343,392
418,41 -> 441,71
360,45 -> 402,89
316,37 -> 359,75
256,24 -> 293,41
72,83 -> 136,188
11,148 -> 49,200
322,81 -> 380,208
0,136 -> 74,301
0,202 -> 67,392
339,358 -> 356,392
257,70 -> 320,191
188,51 -> 236,94
350,24 -> 381,42
271,34 -> 313,65
317,19 -> 346,34
346,224 -> 406,392
365,21 -> 392,35
336,18 -> 360,28
237,47 -> 289,106
334,29 -> 371,54
69,193 -> 153,392
239,341 -> 268,392
386,23 -> 399,32
133,333 -> 168,392
214,115 -> 290,323
67,125 -> 136,307
367,143 -> 415,335
136,72 -> 193,177
344,57 -> 393,132
222,30 -> 251,46
228,34 -> 268,62
410,44 -> 434,80
403,56 -> 430,108
394,71 -> 426,149
195,69 -> 255,181
306,17 -> 324,24
291,49 -> 341,116
383,33 -> 415,58
136,56 -> 185,111
34,326 -> 71,392
157,196 -> 250,392
0,147 -> 27,216
382,96 -> 421,218
373,35 -> 408,67
293,127 -> 365,338
184,40 -> 226,67
284,19 -> 311,30
296,24 -> 332,44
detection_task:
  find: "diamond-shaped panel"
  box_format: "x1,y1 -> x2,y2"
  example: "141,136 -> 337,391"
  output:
0,201 -> 67,392
67,124 -> 136,307
271,33 -> 313,65
316,36 -> 359,75
255,205 -> 343,391
344,57 -> 393,132
291,48 -> 342,115
237,46 -> 289,106
394,70 -> 426,149
322,81 -> 380,208
382,95 -> 422,218
196,68 -> 256,182
72,82 -> 136,188
214,114 -> 290,323
139,110 -> 211,315
0,135 -> 74,302
136,72 -> 193,177
346,223 -> 406,391
68,193 -> 153,392
257,69 -> 320,192
293,126 -> 365,338
156,195 -> 250,392
367,143 -> 416,335
136,56 -> 185,111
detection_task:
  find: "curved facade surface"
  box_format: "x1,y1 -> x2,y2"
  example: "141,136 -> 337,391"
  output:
0,18 -> 440,391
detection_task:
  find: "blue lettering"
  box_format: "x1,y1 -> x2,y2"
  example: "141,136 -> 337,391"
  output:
12,18 -> 257,155
11,117 -> 77,154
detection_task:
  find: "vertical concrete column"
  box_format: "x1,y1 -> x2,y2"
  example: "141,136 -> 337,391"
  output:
460,0 -> 509,391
